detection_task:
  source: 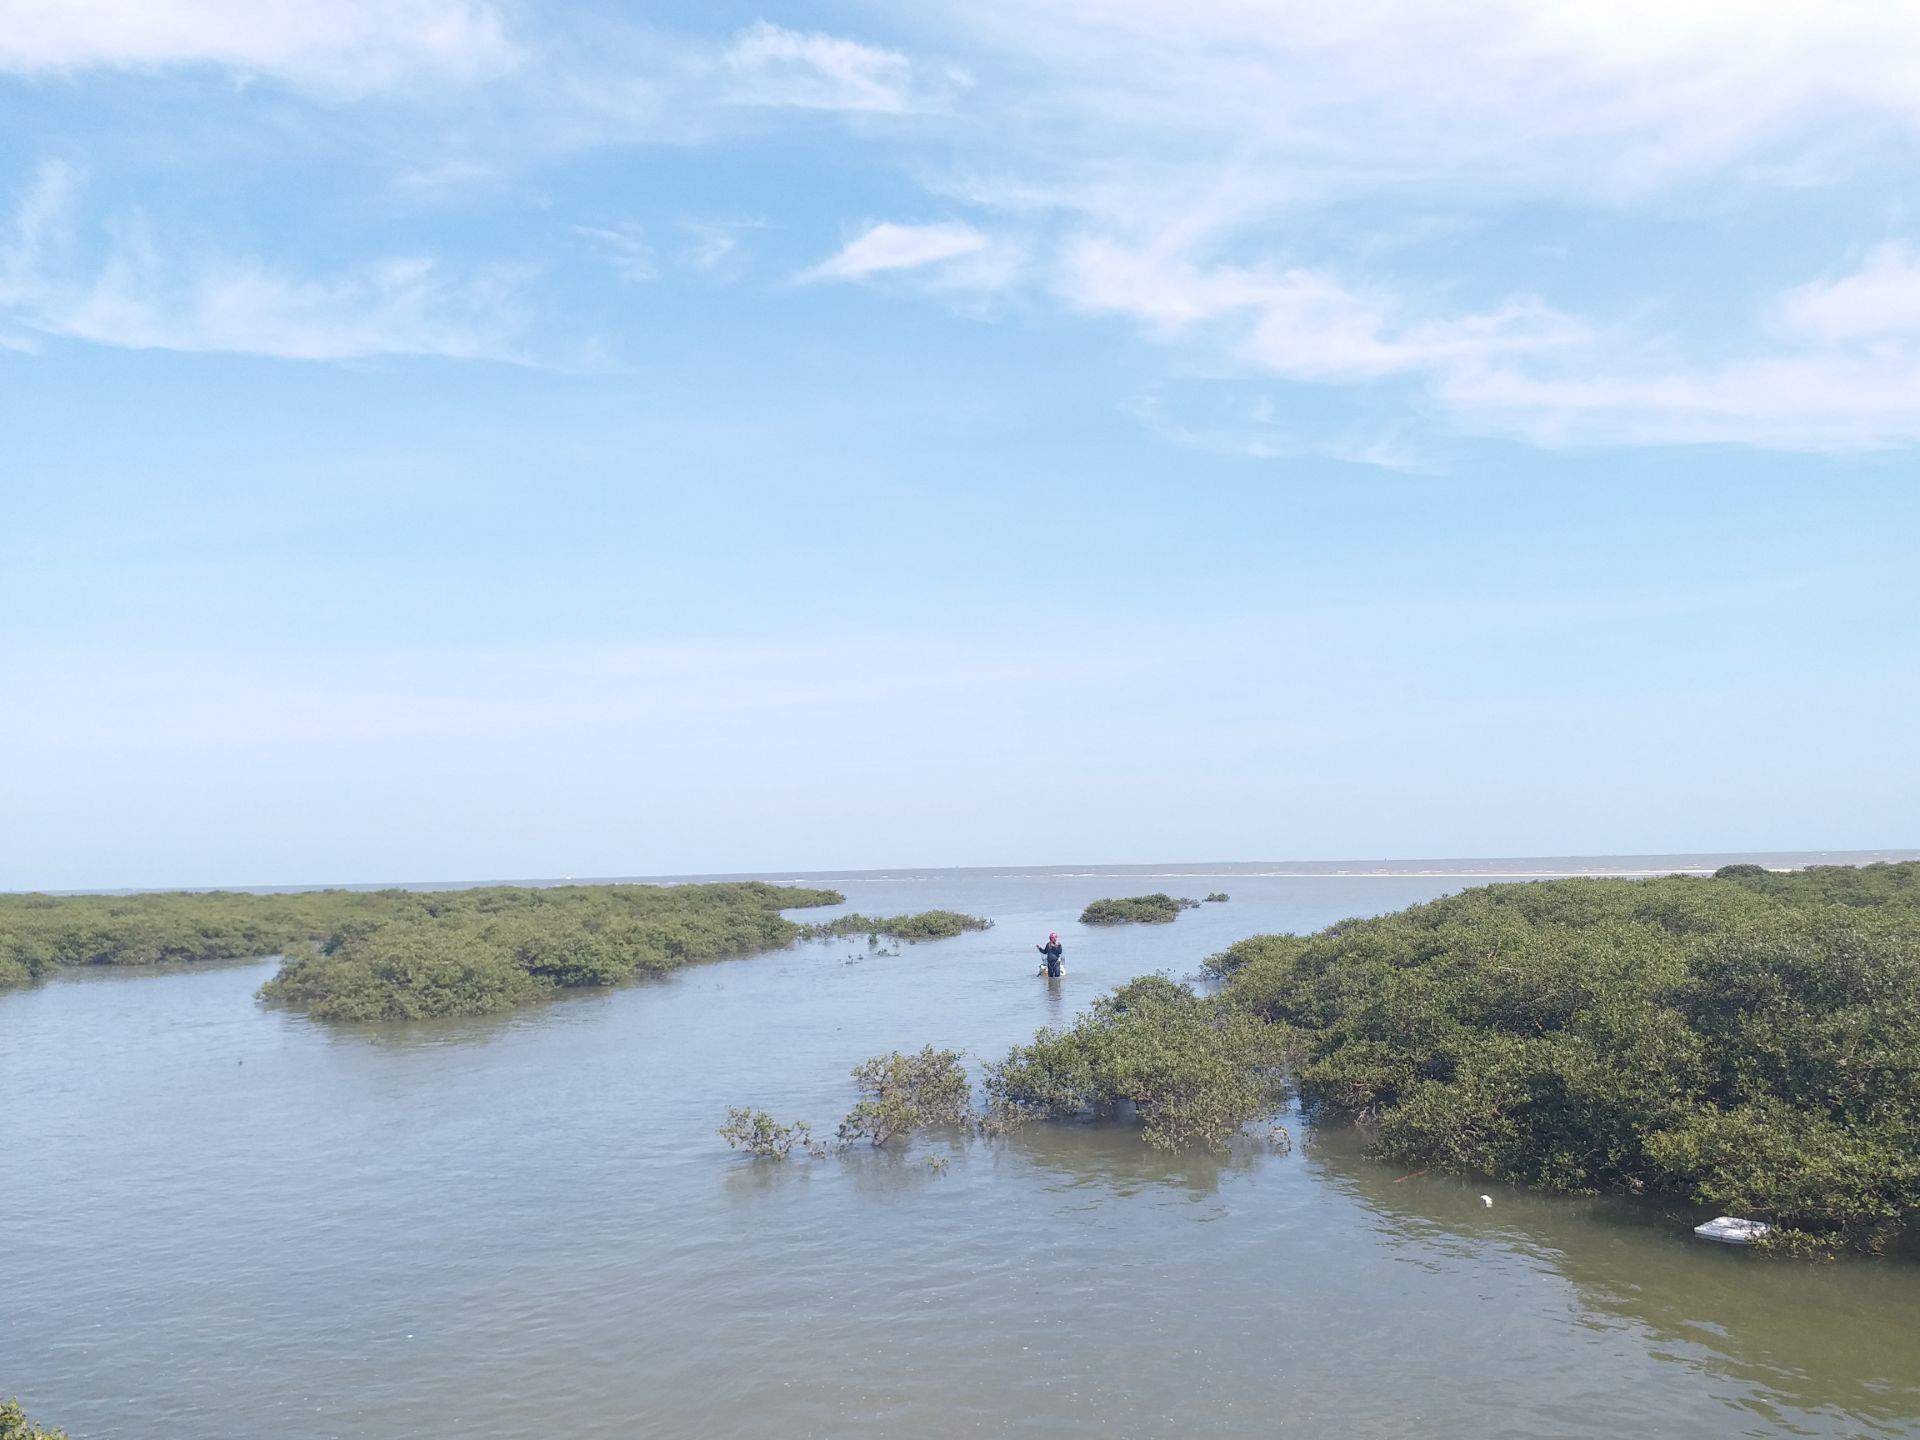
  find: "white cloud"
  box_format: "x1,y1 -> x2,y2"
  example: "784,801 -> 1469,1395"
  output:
1127,391 -> 1442,472
1,165 -> 528,362
1428,241 -> 1920,450
574,222 -> 656,284
723,21 -> 913,113
1439,352 -> 1920,452
1052,227 -> 1920,453
801,221 -> 991,282
395,159 -> 499,195
0,159 -> 77,306
681,221 -> 738,272
1058,235 -> 1586,383
677,218 -> 772,276
1776,243 -> 1920,343
60,251 -> 529,362
15,2 -> 1920,455
820,0 -> 1920,456
0,0 -> 516,92
951,0 -> 1920,214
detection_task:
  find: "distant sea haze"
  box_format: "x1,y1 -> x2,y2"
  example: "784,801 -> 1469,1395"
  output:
64,848 -> 1920,896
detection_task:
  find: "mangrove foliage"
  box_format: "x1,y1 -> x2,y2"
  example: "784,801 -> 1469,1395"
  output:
1078,893 -> 1201,925
778,862 -> 1920,1252
983,975 -> 1288,1150
726,994 -> 1288,1162
1218,861 -> 1920,1253
0,1400 -> 65,1440
1,884 -> 993,1022
721,1047 -> 974,1159
801,910 -> 993,942
0,886 -> 404,988
719,1108 -> 825,1160
259,883 -> 846,1020
1,881 -> 844,1020
837,1046 -> 974,1147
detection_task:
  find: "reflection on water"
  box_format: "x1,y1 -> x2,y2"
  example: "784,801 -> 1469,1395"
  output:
1307,1124 -> 1920,1435
994,1120 -> 1272,1202
4,862 -> 1917,1439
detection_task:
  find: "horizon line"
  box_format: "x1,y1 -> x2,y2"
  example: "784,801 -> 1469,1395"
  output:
16,845 -> 1920,897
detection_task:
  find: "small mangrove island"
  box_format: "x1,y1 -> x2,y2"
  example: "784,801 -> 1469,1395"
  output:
1208,861 -> 1920,1253
1078,892 -> 1202,925
0,883 -> 990,1022
802,910 -> 993,942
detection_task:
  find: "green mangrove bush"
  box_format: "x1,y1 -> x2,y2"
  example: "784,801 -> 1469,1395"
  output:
721,1049 -> 975,1162
1224,862 -> 1920,1253
0,886 -> 405,988
802,910 -> 993,942
1078,893 -> 1201,925
719,1108 -> 823,1159
984,976 -> 1289,1151
0,1400 -> 66,1440
837,1046 -> 974,1147
260,882 -> 843,1021
0,880 -> 846,1020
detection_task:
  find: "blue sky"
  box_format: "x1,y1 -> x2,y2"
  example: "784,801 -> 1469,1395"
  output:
2,1 -> 1917,888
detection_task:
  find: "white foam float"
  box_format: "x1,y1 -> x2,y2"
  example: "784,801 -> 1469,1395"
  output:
1693,1216 -> 1771,1245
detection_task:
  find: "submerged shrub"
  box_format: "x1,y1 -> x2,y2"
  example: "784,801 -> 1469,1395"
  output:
719,1108 -> 822,1160
1078,893 -> 1201,925
836,1046 -> 974,1147
803,910 -> 993,942
984,976 -> 1289,1151
1205,892 -> 1230,903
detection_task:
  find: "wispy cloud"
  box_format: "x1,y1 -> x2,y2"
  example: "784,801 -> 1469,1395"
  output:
17,2 -> 1920,456
1052,225 -> 1920,453
948,0 -> 1920,212
678,217 -> 770,276
800,220 -> 1019,290
722,21 -> 915,114
1776,242 -> 1920,343
59,250 -> 531,363
0,158 -> 77,306
0,0 -> 517,92
1126,391 -> 1443,473
2,163 -> 529,362
574,222 -> 656,284
852,0 -> 1920,456
1057,236 -> 1587,383
1438,350 -> 1920,452
394,158 -> 499,195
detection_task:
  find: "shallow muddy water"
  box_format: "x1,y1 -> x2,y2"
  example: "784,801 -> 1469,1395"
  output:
4,862 -> 1918,1438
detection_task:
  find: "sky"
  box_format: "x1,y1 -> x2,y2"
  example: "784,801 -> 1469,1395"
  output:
2,0 -> 1918,888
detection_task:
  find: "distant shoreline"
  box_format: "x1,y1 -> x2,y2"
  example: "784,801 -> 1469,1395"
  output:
22,849 -> 1920,897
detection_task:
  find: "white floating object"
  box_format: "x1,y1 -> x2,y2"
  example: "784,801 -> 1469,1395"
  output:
1480,1195 -> 1493,1207
1693,1216 -> 1770,1245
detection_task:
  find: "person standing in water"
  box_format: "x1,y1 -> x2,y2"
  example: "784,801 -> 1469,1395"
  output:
1036,932 -> 1064,977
